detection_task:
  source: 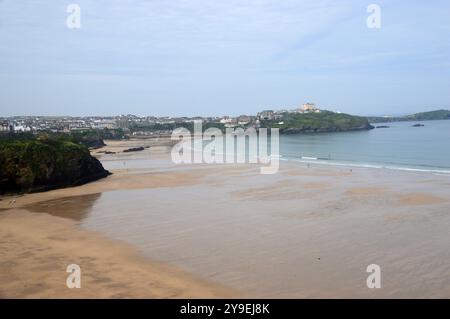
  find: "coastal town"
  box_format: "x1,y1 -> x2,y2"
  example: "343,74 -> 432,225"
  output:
0,103 -> 321,136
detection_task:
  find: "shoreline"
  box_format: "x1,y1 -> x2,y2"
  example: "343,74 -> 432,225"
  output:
1,139 -> 450,298
280,157 -> 450,175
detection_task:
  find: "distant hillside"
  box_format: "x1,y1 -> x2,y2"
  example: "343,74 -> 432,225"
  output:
0,136 -> 110,194
261,110 -> 373,134
367,109 -> 450,123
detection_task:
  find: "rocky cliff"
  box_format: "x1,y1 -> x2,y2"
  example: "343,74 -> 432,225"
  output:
0,137 -> 110,194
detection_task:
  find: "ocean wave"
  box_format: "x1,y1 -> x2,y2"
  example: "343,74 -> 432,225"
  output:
280,156 -> 450,175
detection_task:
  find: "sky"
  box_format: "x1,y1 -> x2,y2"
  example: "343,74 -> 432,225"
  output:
0,0 -> 449,117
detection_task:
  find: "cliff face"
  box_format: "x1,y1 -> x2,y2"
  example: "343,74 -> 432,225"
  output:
0,138 -> 110,194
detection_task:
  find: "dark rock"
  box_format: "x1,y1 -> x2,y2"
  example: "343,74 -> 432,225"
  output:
74,135 -> 106,149
0,139 -> 110,194
123,146 -> 145,153
280,123 -> 374,134
97,150 -> 116,154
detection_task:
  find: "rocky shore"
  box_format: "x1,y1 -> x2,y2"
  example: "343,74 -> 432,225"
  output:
280,123 -> 374,134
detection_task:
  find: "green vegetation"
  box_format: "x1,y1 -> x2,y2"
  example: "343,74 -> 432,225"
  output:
70,128 -> 128,141
52,128 -> 128,147
0,128 -> 128,149
367,109 -> 450,123
0,135 -> 110,194
261,111 -> 373,134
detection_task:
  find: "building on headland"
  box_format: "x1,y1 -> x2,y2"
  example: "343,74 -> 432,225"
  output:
300,103 -> 320,113
256,103 -> 321,117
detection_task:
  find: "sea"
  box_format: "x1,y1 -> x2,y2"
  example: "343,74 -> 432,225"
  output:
279,120 -> 450,174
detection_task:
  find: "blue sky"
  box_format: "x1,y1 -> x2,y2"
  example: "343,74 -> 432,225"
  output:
0,0 -> 449,117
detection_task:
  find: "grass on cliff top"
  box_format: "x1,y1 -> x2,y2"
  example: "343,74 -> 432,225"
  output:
0,135 -> 88,154
261,110 -> 369,130
0,135 -> 93,191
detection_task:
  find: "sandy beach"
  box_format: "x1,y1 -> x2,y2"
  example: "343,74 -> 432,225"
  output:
0,209 -> 231,298
1,138 -> 450,298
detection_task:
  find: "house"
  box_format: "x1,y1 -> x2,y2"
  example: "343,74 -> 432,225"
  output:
258,110 -> 275,120
237,115 -> 251,126
13,124 -> 31,132
0,121 -> 11,132
220,117 -> 233,124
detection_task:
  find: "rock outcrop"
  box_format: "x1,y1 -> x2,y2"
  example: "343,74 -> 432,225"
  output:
0,138 -> 110,194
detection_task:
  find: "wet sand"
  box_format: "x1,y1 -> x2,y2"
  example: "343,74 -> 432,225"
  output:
0,209 -> 231,298
1,139 -> 450,298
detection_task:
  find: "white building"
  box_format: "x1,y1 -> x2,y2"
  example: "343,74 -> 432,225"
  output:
0,122 -> 11,132
13,125 -> 31,132
220,117 -> 233,124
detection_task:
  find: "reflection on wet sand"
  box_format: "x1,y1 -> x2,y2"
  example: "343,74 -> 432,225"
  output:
24,193 -> 102,221
0,209 -> 230,298
3,144 -> 450,298
23,166 -> 450,298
